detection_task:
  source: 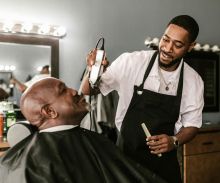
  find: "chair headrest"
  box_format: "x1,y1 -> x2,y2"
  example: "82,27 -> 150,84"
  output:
7,121 -> 37,147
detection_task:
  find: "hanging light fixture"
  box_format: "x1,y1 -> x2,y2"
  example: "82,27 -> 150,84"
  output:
0,64 -> 16,71
0,20 -> 66,38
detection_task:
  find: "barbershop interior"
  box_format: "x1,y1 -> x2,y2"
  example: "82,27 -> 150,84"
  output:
0,0 -> 220,183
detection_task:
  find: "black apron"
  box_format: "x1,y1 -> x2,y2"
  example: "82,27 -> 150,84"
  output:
117,51 -> 183,183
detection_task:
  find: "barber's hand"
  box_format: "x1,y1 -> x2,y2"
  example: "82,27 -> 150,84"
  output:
146,134 -> 175,155
86,49 -> 109,70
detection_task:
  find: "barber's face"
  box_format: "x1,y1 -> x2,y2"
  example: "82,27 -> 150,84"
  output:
51,80 -> 89,124
158,24 -> 194,70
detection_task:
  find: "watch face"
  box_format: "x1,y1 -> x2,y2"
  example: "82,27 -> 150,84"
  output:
174,141 -> 179,146
172,136 -> 179,148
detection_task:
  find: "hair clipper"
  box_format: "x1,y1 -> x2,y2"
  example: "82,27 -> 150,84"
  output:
89,37 -> 105,86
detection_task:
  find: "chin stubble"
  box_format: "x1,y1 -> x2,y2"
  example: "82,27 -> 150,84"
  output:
158,53 -> 182,68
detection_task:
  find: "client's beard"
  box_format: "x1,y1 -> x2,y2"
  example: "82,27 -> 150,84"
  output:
85,103 -> 91,112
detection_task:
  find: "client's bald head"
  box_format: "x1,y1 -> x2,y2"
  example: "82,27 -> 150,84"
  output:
20,77 -> 88,130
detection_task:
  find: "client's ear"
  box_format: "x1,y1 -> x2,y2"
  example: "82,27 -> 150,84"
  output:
41,104 -> 58,119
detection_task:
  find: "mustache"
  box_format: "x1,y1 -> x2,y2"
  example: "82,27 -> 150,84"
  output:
74,93 -> 85,103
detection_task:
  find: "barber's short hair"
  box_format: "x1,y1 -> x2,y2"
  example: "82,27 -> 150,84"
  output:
167,15 -> 199,43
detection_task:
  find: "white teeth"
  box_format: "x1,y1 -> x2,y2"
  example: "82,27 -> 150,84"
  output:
163,53 -> 168,57
162,52 -> 171,58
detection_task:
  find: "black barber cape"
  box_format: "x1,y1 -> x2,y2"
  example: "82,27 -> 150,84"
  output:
0,127 -> 167,183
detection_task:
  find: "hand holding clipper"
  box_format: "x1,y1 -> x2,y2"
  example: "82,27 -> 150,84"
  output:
88,38 -> 106,87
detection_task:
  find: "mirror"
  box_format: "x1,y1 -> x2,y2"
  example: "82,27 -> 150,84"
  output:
0,34 -> 59,106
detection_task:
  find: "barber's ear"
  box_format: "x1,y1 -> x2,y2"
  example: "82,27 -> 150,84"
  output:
188,42 -> 196,52
41,104 -> 58,119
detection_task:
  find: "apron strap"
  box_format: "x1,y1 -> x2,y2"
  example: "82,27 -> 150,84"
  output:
174,62 -> 184,114
138,51 -> 158,92
176,62 -> 184,97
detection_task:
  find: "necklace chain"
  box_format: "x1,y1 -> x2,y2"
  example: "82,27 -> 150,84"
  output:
158,68 -> 171,91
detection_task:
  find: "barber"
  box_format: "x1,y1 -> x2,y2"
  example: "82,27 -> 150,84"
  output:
82,15 -> 204,183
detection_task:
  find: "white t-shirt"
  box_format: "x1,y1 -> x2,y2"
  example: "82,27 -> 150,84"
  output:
99,50 -> 204,134
40,125 -> 78,133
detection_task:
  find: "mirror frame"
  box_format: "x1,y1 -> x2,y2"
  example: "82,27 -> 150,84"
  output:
0,34 -> 59,78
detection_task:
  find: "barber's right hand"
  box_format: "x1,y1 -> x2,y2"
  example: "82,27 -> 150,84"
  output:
86,49 -> 109,69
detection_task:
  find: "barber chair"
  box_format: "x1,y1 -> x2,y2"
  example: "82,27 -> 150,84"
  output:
7,121 -> 37,147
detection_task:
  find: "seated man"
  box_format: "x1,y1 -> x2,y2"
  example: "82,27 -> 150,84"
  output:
0,77 -> 166,183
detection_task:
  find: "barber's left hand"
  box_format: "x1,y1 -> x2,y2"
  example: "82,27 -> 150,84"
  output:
146,134 -> 174,155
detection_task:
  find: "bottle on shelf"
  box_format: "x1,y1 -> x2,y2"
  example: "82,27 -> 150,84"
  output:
6,110 -> 16,130
0,101 -> 16,141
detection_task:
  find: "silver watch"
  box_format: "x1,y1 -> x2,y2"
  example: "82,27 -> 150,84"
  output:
172,136 -> 179,148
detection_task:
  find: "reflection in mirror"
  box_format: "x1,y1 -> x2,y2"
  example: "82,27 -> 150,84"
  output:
0,43 -> 51,105
0,34 -> 59,107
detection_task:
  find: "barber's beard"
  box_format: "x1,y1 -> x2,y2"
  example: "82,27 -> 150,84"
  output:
158,51 -> 182,69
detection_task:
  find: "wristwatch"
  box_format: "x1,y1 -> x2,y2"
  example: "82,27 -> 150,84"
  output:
171,136 -> 179,149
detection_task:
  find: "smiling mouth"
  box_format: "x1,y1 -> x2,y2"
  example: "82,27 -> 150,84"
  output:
160,50 -> 173,60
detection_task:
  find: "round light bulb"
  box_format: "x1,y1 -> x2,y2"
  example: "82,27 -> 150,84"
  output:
9,65 -> 16,71
194,43 -> 201,51
38,24 -> 50,34
53,26 -> 66,37
21,22 -> 33,33
211,45 -> 220,52
202,44 -> 210,51
152,37 -> 159,46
